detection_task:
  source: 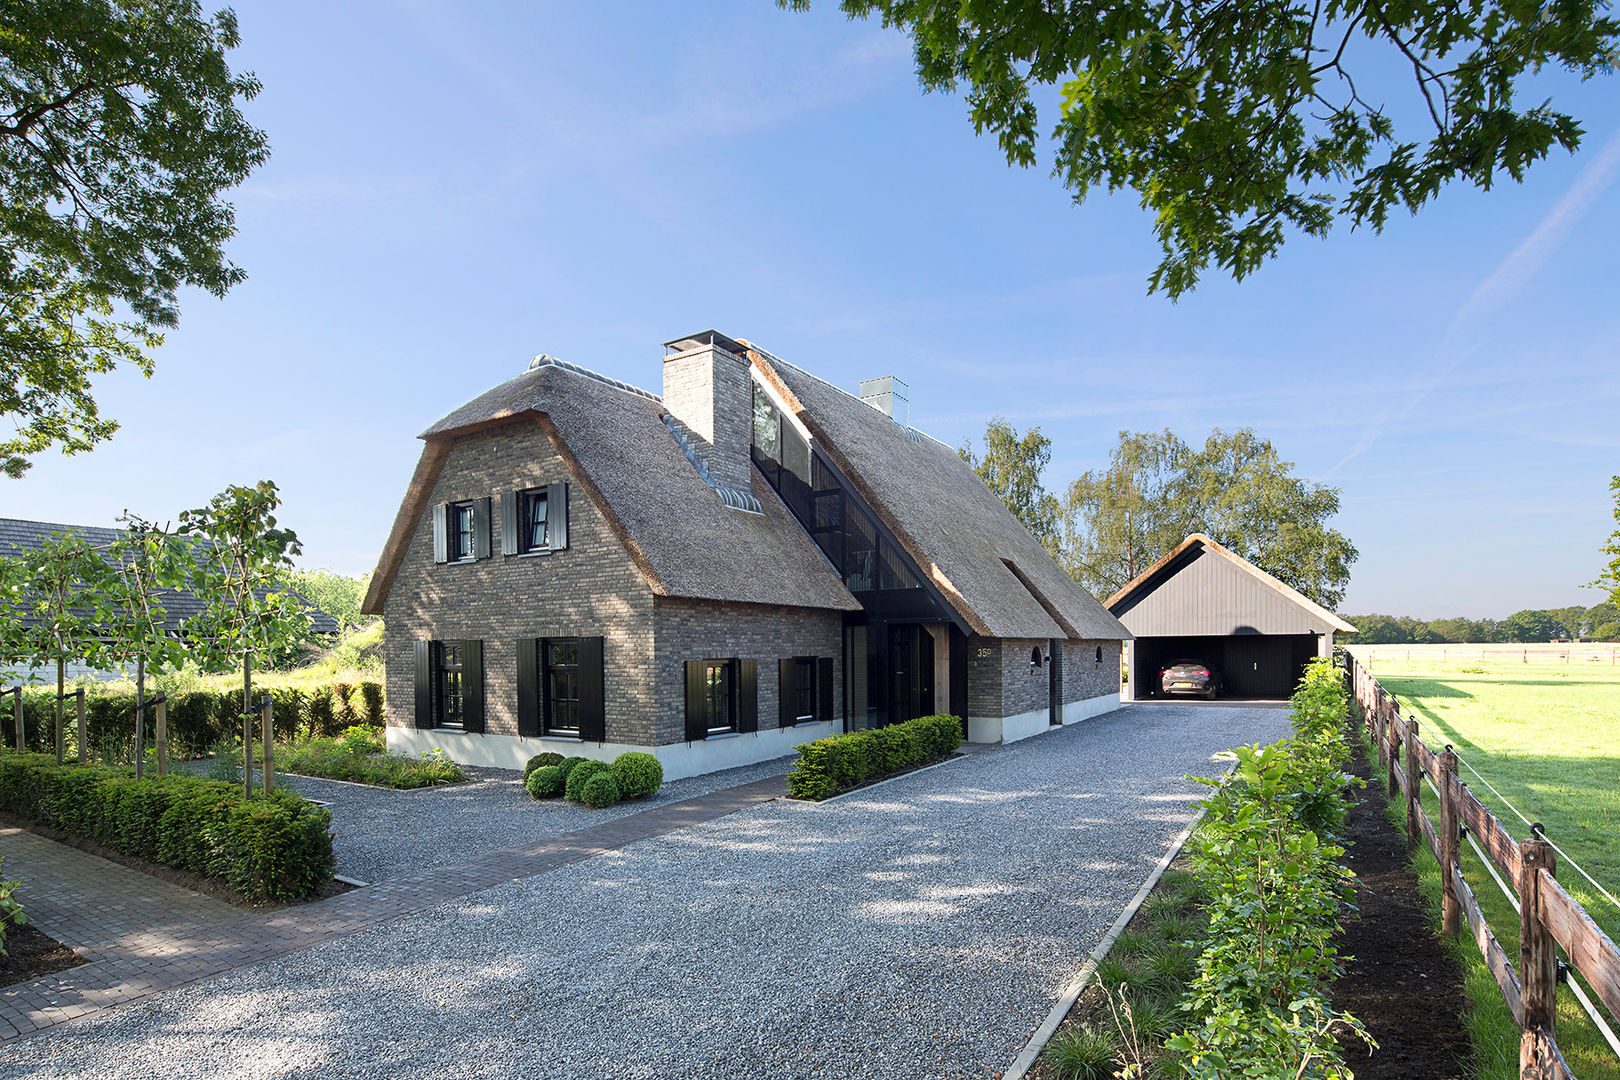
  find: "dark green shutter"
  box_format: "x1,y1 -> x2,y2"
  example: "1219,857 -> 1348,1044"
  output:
473,498 -> 492,560
432,505 -> 448,564
738,659 -> 757,733
778,659 -> 796,728
547,483 -> 568,550
516,638 -> 540,736
684,661 -> 706,741
501,491 -> 519,555
414,640 -> 434,728
578,637 -> 605,742
461,639 -> 485,733
817,657 -> 834,724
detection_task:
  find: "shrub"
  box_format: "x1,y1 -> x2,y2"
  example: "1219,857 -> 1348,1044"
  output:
786,713 -> 961,800
610,752 -> 663,800
556,756 -> 591,783
0,856 -> 24,954
304,689 -> 336,739
332,682 -> 356,728
338,726 -> 384,755
0,752 -> 333,902
1042,1026 -> 1120,1080
524,752 -> 565,781
564,759 -> 609,801
579,770 -> 621,809
356,682 -> 385,726
525,765 -> 565,799
279,737 -> 462,790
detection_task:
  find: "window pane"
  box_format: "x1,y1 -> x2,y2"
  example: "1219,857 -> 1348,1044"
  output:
844,508 -> 877,592
527,491 -> 549,550
545,637 -> 581,734
454,504 -> 474,558
705,662 -> 733,732
752,381 -> 781,462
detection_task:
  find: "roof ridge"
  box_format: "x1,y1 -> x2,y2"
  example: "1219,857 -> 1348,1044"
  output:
740,342 -> 950,448
527,354 -> 662,403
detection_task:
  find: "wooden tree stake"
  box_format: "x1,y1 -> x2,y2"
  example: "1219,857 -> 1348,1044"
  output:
261,695 -> 274,796
154,694 -> 167,776
12,688 -> 22,751
75,688 -> 86,765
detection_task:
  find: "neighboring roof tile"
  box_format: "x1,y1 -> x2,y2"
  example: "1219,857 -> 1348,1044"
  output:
753,352 -> 1130,641
0,518 -> 341,635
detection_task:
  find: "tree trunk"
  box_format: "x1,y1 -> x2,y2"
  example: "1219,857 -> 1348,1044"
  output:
242,652 -> 253,799
55,656 -> 65,764
134,654 -> 146,779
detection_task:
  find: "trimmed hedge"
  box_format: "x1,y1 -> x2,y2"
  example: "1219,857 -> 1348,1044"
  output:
0,752 -> 334,902
579,771 -> 621,809
523,752 -> 564,782
10,681 -> 385,761
609,752 -> 663,800
525,765 -> 565,799
786,714 -> 963,800
563,760 -> 610,802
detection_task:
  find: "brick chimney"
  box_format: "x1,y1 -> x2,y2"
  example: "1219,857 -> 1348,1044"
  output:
661,330 -> 753,492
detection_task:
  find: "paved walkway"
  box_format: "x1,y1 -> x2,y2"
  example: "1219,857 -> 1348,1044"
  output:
0,775 -> 787,1041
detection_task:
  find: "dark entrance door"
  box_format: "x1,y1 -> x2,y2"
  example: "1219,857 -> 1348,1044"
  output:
888,625 -> 935,724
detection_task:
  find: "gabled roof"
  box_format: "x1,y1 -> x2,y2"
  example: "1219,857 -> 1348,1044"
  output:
750,349 -> 1130,641
362,359 -> 861,615
1105,533 -> 1356,635
0,517 -> 341,634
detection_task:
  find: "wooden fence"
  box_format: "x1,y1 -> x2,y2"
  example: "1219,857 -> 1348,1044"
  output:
1351,643 -> 1620,666
1346,652 -> 1620,1080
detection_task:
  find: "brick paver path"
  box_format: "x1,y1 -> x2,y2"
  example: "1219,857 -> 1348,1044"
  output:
0,774 -> 786,1042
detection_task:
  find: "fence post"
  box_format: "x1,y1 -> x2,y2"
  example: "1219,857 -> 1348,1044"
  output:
1404,717 -> 1420,849
1518,830 -> 1557,1079
154,694 -> 168,776
11,687 -> 22,751
1438,747 -> 1460,936
75,688 -> 86,765
1386,705 -> 1399,798
260,695 -> 274,796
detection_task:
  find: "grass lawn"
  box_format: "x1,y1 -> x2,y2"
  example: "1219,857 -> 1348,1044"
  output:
1361,655 -> 1620,1080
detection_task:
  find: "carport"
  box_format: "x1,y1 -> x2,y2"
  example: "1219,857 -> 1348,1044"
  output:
1105,534 -> 1357,701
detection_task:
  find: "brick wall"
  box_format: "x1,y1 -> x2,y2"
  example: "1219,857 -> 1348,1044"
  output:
382,421 -> 659,744
998,638 -> 1050,718
651,597 -> 843,745
661,344 -> 752,491
1067,639 -> 1123,702
964,636 -> 1121,719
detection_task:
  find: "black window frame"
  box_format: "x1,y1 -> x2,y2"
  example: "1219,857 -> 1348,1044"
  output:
519,488 -> 549,554
436,642 -> 465,729
790,656 -> 815,724
543,637 -> 582,737
448,500 -> 477,562
702,659 -> 737,736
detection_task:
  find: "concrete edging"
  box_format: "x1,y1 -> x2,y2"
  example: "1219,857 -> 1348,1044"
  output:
1001,754 -> 1235,1080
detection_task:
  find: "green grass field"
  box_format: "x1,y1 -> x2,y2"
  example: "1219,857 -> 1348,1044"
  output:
1361,655 -> 1620,1080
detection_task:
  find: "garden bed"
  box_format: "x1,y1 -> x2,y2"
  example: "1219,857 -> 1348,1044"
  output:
0,923 -> 83,988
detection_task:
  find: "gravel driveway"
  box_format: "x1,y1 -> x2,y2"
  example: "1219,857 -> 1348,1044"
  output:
268,756 -> 798,883
3,703 -> 1289,1080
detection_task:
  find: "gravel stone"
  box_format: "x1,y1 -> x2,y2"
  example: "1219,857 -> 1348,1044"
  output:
2,704 -> 1290,1080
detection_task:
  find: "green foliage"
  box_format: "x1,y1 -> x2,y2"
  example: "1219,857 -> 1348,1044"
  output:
0,0 -> 269,476
357,679 -> 384,725
278,736 -> 461,790
959,417 -> 1061,552
1592,476 -> 1620,607
525,764 -> 565,799
1497,608 -> 1571,643
579,770 -> 622,809
1042,1026 -> 1121,1080
0,751 -> 332,902
609,751 -> 663,800
523,752 -> 565,781
563,759 -> 610,802
0,856 -> 24,955
1063,428 -> 1356,609
285,569 -> 374,632
556,756 -> 590,783
787,714 -> 962,800
781,0 -> 1617,299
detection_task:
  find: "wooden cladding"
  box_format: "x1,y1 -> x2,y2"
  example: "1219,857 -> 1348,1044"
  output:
1348,652 -> 1620,1080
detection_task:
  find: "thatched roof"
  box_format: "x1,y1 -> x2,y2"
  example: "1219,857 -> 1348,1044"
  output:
0,518 -> 341,634
750,350 -> 1130,641
363,359 -> 860,615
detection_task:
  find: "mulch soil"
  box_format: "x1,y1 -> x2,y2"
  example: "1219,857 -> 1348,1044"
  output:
0,923 -> 84,988
1332,732 -> 1472,1079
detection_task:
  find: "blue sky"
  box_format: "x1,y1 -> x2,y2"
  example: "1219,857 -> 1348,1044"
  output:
7,1 -> 1618,618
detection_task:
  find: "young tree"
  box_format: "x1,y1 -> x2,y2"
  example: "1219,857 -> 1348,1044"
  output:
0,1 -> 269,477
959,417 -> 1062,553
99,514 -> 194,776
1592,476 -> 1620,606
179,482 -> 309,797
780,0 -> 1617,297
10,532 -> 111,760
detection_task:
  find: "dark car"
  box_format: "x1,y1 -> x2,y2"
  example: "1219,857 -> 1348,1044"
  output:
1159,659 -> 1221,699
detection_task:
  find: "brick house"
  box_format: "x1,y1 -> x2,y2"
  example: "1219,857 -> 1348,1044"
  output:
361,331 -> 1129,780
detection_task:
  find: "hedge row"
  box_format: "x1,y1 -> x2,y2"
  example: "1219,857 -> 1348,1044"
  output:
0,752 -> 335,903
5,681 -> 384,760
786,714 -> 962,800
